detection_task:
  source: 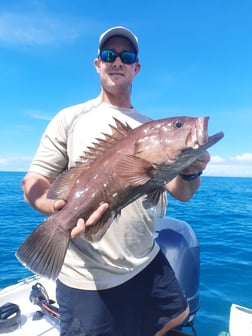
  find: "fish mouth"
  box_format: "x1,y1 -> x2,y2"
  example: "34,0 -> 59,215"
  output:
181,130 -> 224,167
196,117 -> 209,146
200,131 -> 224,151
168,130 -> 224,176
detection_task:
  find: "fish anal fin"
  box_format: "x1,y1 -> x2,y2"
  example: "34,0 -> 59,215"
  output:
84,209 -> 116,242
142,188 -> 167,218
117,155 -> 155,186
16,216 -> 69,280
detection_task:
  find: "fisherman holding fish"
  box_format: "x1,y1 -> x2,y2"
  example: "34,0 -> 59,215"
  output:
21,26 -> 211,336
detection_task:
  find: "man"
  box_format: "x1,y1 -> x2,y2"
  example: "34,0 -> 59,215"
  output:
22,26 -> 210,336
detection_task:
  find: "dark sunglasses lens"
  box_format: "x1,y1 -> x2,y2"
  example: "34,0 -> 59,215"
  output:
100,50 -> 117,62
100,50 -> 137,64
120,51 -> 137,64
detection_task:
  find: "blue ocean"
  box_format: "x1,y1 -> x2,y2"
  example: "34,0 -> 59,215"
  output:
0,171 -> 251,335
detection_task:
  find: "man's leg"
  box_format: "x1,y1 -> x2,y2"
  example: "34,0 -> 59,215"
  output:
140,250 -> 189,336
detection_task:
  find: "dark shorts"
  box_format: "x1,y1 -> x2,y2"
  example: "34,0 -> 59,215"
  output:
56,250 -> 187,336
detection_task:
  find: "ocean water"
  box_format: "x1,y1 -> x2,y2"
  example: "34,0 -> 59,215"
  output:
0,171 -> 252,336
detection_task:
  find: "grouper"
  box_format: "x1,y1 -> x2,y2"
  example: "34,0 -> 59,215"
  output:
16,116 -> 224,280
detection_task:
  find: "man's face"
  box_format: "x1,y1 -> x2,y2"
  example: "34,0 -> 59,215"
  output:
94,36 -> 140,95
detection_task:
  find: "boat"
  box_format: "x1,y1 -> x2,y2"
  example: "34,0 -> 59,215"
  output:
0,217 -> 199,336
1,217 -> 249,336
229,303 -> 252,336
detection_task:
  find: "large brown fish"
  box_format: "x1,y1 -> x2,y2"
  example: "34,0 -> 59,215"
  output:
16,116 -> 224,280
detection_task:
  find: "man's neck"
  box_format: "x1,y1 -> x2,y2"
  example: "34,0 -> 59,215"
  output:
99,89 -> 133,109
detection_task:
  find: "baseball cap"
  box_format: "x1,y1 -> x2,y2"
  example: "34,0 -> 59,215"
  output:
98,26 -> 139,55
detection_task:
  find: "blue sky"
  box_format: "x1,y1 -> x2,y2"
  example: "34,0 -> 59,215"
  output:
0,0 -> 251,177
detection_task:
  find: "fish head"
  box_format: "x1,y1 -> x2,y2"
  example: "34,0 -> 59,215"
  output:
134,116 -> 209,163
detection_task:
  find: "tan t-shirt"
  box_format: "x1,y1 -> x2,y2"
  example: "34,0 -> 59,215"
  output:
29,97 -> 162,290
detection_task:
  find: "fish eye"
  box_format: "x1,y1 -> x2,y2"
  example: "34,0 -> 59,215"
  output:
174,120 -> 184,128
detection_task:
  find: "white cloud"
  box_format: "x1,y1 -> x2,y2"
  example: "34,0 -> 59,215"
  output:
205,153 -> 252,177
0,156 -> 32,172
0,12 -> 79,45
233,152 -> 252,162
28,110 -> 53,121
210,155 -> 225,163
0,10 -> 100,47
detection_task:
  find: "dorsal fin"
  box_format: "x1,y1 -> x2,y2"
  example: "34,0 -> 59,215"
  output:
99,118 -> 132,145
79,118 -> 132,163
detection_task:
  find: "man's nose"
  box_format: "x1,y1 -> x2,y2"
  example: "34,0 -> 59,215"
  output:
112,55 -> 123,66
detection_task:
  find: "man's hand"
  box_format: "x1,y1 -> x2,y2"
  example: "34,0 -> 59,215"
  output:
166,151 -> 211,201
70,203 -> 109,239
180,150 -> 210,175
53,199 -> 109,239
53,199 -> 66,212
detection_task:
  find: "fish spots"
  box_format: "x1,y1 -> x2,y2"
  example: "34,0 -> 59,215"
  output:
76,190 -> 84,198
164,138 -> 172,144
154,123 -> 162,130
75,187 -> 89,199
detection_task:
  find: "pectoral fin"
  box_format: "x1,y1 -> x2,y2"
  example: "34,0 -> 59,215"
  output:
117,155 -> 156,186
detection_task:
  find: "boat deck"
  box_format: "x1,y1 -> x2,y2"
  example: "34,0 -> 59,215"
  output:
0,275 -> 59,335
0,275 -> 194,336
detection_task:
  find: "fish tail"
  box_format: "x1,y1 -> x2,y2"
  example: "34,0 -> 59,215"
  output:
16,216 -> 69,280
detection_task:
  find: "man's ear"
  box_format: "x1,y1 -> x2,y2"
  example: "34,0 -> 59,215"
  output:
134,62 -> 141,75
94,58 -> 101,74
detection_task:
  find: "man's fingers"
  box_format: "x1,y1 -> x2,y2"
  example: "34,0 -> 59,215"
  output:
85,203 -> 109,227
181,151 -> 210,175
70,203 -> 109,239
197,151 -> 210,164
53,199 -> 66,212
71,218 -> 86,239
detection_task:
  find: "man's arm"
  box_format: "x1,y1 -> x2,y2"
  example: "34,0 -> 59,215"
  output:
22,172 -> 58,215
22,172 -> 109,239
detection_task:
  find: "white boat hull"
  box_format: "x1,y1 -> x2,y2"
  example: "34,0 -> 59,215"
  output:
229,303 -> 252,336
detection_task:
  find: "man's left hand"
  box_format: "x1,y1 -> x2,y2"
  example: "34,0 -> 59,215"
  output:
181,150 -> 210,175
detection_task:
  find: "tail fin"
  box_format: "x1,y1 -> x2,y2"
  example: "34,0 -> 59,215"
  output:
16,216 -> 69,280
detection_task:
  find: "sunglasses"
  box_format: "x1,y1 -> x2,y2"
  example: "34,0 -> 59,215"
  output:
99,49 -> 138,65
